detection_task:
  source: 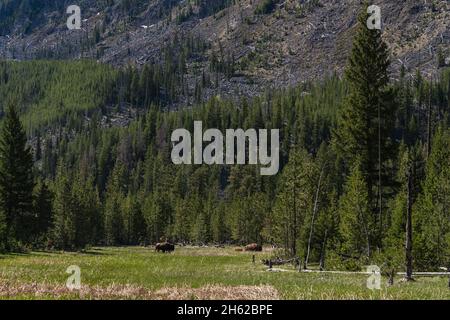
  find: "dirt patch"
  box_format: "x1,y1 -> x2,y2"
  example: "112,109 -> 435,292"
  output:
0,281 -> 279,300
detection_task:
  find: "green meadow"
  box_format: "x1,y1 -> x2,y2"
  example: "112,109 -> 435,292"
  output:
0,247 -> 448,300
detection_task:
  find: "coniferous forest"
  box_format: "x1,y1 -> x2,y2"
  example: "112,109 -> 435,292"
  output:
0,4 -> 450,280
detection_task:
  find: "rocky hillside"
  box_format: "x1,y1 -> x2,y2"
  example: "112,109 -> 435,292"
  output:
0,0 -> 449,103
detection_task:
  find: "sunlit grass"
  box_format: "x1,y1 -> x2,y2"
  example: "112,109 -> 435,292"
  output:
0,247 -> 448,300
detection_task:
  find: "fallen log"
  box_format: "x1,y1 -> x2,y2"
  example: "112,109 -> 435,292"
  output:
300,269 -> 450,277
262,257 -> 299,266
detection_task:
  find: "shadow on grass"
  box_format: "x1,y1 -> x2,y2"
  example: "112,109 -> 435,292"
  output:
76,249 -> 109,256
0,248 -> 110,259
0,252 -> 30,259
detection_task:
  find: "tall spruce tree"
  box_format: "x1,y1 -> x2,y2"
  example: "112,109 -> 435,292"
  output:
334,4 -> 396,249
104,163 -> 126,245
338,161 -> 372,259
33,179 -> 53,239
0,104 -> 34,249
52,165 -> 75,250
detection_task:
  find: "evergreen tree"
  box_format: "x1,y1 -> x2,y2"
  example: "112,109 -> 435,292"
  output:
0,201 -> 5,251
229,193 -> 267,245
173,198 -> 193,243
338,162 -> 372,259
52,165 -> 99,250
414,128 -> 450,270
72,175 -> 101,248
210,202 -> 228,244
333,5 -> 396,248
384,143 -> 423,275
52,165 -> 75,250
122,193 -> 145,244
271,149 -> 314,256
0,104 -> 34,248
142,191 -> 171,243
104,163 -> 126,245
385,144 -> 410,260
33,179 -> 53,239
304,143 -> 336,268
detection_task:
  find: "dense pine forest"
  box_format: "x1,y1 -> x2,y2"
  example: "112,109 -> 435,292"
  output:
0,5 -> 449,275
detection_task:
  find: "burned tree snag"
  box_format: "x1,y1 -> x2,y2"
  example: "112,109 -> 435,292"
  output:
319,230 -> 328,271
426,80 -> 433,158
405,166 -> 414,281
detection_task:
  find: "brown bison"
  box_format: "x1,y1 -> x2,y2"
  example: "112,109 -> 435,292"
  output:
155,242 -> 175,253
244,243 -> 262,252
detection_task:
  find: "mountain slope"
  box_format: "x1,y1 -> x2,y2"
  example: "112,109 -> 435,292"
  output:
0,0 -> 449,103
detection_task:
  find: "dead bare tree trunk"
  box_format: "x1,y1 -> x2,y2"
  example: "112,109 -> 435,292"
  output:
388,268 -> 395,286
305,164 -> 325,269
405,166 -> 414,281
378,97 -> 383,246
447,266 -> 450,289
291,157 -> 298,257
319,230 -> 328,271
292,183 -> 297,257
426,80 -> 433,158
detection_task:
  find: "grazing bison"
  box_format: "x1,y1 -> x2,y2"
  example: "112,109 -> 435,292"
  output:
245,243 -> 262,252
155,242 -> 175,253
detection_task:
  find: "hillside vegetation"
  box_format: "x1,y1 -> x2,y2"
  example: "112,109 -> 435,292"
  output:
0,60 -> 117,130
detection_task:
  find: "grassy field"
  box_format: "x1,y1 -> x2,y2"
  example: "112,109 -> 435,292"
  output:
0,246 -> 448,300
